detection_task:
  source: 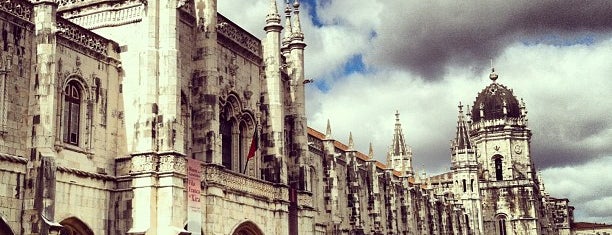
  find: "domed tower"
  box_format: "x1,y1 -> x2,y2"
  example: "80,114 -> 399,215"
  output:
469,68 -> 541,234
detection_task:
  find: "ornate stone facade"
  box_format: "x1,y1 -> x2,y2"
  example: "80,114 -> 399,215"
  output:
0,0 -> 579,235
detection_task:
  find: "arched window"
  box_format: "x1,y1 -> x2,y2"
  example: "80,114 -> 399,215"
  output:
221,107 -> 232,170
465,214 -> 471,234
239,122 -> 248,172
63,81 -> 82,145
496,215 -> 507,235
494,156 -> 503,181
462,179 -> 467,192
470,179 -> 474,192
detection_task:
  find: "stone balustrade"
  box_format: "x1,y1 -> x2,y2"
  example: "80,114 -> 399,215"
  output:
0,0 -> 33,23
201,163 -> 287,202
56,17 -> 109,56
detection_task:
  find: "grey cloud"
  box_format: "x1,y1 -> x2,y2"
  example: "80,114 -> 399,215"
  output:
367,1 -> 612,80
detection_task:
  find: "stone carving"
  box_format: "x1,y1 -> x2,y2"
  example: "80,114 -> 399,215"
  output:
0,0 -> 33,23
297,192 -> 313,208
203,164 -> 284,201
131,154 -> 157,173
64,3 -> 145,30
56,18 -> 108,56
158,155 -> 187,173
217,14 -> 262,58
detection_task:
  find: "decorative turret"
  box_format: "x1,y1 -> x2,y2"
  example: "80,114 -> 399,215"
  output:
291,0 -> 304,43
325,119 -> 333,140
348,132 -> 355,151
388,111 -> 413,176
265,0 -> 281,30
263,0 -> 286,183
282,0 -> 293,50
452,102 -> 473,154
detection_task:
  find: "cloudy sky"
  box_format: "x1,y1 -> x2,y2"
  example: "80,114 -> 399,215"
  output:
219,0 -> 612,223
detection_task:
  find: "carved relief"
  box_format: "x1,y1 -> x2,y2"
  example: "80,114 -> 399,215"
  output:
0,0 -> 33,23
159,155 -> 186,173
203,164 -> 284,200
217,14 -> 262,58
56,18 -> 108,56
131,155 -> 157,173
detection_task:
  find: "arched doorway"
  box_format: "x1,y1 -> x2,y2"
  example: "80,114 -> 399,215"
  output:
59,217 -> 93,235
0,216 -> 14,235
232,221 -> 264,235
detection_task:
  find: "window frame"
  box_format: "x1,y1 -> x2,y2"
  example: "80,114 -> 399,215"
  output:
63,81 -> 82,145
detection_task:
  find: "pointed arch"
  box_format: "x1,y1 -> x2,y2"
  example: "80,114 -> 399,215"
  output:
219,92 -> 257,173
0,215 -> 15,235
59,217 -> 93,235
231,220 -> 264,235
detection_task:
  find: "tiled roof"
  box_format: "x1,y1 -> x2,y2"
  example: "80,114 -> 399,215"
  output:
307,127 -> 403,177
572,222 -> 612,230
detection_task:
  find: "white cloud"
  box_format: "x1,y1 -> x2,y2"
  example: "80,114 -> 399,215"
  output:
541,156 -> 612,223
228,0 -> 612,223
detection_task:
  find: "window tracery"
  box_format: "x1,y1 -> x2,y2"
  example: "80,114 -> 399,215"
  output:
63,81 -> 82,145
219,93 -> 256,173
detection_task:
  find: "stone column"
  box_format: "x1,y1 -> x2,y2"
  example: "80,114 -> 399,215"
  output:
23,1 -> 60,234
192,0 -> 220,164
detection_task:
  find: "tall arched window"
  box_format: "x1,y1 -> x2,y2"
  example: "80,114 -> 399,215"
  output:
63,81 -> 82,145
494,156 -> 503,181
221,107 -> 232,170
462,179 -> 467,192
465,214 -> 471,234
496,215 -> 507,235
239,122 -> 248,172
470,179 -> 474,192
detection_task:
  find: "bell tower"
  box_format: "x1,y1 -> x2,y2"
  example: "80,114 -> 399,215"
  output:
469,68 -> 540,234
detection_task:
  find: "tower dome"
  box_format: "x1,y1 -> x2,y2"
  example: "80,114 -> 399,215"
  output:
470,69 -> 521,122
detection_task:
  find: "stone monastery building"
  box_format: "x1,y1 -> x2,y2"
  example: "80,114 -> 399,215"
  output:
0,0 -> 577,234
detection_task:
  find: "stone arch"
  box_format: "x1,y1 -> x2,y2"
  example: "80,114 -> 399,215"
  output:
230,220 -> 264,235
63,74 -> 91,101
494,213 -> 508,235
0,215 -> 15,235
59,217 -> 93,235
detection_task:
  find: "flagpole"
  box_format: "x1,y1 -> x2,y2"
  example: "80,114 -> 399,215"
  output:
242,158 -> 250,174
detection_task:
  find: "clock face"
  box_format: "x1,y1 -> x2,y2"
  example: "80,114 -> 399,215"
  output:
514,145 -> 522,154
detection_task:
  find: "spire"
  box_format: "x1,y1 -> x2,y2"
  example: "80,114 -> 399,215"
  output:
454,102 -> 472,150
265,0 -> 282,31
391,110 -> 408,156
348,132 -> 354,150
325,119 -> 332,140
291,0 -> 304,42
368,142 -> 374,159
282,0 -> 293,46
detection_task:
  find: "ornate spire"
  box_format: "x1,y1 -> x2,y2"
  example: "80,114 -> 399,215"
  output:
454,102 -> 472,150
325,119 -> 332,140
391,111 -> 408,156
282,0 -> 293,46
348,132 -> 354,150
368,142 -> 374,159
265,0 -> 282,31
291,0 -> 304,42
